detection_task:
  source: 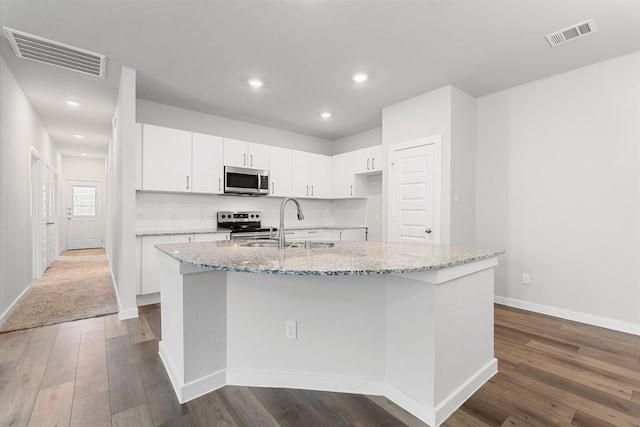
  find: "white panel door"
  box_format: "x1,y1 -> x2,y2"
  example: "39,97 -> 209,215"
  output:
391,144 -> 435,243
41,165 -> 50,271
67,180 -> 103,250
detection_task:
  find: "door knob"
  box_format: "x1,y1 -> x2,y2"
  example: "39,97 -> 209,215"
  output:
425,228 -> 432,234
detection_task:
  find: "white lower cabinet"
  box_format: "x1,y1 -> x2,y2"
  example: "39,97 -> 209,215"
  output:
139,232 -> 229,295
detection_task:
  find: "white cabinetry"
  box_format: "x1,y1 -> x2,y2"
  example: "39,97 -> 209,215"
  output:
353,145 -> 382,174
142,124 -> 192,192
269,147 -> 292,197
140,124 -> 224,194
223,138 -> 270,170
192,133 -> 224,194
332,152 -> 358,198
139,232 -> 228,295
291,150 -> 332,198
140,234 -> 190,294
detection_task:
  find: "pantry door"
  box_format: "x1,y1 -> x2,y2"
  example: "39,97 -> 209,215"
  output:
66,180 -> 103,249
388,136 -> 441,243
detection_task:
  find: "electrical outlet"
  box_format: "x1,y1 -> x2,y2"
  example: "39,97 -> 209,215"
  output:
522,273 -> 531,285
285,321 -> 297,339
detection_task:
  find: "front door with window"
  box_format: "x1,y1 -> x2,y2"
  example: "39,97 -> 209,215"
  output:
66,180 -> 103,250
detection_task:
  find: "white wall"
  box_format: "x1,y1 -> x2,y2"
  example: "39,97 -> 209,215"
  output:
382,85 -> 477,245
62,156 -> 106,180
382,86 -> 451,243
332,127 -> 381,155
136,99 -> 333,155
450,87 -> 476,247
0,54 -> 61,324
476,51 -> 640,332
107,66 -> 138,319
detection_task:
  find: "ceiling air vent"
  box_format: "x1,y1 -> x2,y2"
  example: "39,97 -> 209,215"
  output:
545,19 -> 597,47
2,27 -> 106,78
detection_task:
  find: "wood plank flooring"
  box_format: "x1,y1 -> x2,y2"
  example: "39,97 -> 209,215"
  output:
0,304 -> 638,426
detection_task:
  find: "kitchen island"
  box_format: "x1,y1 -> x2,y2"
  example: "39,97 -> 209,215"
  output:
155,240 -> 503,427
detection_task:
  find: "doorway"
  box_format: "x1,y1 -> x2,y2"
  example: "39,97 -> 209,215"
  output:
66,180 -> 103,249
388,135 -> 441,243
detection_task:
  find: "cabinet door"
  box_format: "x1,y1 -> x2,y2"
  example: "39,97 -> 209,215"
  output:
269,147 -> 292,197
369,145 -> 382,172
247,142 -> 270,170
223,138 -> 248,167
332,152 -> 354,198
339,229 -> 367,241
192,133 -> 224,194
353,147 -> 370,174
290,150 -> 310,197
141,234 -> 190,294
142,124 -> 192,192
309,153 -> 332,198
193,233 -> 228,242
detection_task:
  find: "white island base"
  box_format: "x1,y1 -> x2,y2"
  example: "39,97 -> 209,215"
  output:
157,252 -> 498,427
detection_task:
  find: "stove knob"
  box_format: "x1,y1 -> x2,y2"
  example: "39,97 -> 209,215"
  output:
256,214 -> 260,218
250,214 -> 255,218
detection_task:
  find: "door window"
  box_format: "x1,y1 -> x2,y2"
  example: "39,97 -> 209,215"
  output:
73,186 -> 96,216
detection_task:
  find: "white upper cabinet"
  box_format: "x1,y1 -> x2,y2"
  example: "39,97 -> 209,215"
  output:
353,145 -> 383,174
192,133 -> 224,194
332,152 -> 355,198
291,150 -> 331,198
308,153 -> 332,198
223,138 -> 270,170
142,124 -> 193,192
269,146 -> 292,197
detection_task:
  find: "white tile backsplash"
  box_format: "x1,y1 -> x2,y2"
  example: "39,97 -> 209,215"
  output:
135,192 -> 368,231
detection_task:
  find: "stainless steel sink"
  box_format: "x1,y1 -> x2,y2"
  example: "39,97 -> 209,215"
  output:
242,240 -> 334,249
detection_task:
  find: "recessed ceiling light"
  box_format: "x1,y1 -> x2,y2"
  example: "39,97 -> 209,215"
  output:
320,112 -> 332,119
74,134 -> 84,138
80,153 -> 87,156
352,72 -> 369,83
65,100 -> 80,107
248,78 -> 264,88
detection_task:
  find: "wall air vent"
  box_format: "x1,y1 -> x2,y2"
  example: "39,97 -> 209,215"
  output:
2,27 -> 106,78
545,19 -> 597,47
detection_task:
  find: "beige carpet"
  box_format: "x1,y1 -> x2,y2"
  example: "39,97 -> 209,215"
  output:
0,248 -> 118,333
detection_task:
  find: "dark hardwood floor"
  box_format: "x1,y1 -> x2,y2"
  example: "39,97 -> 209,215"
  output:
0,303 -> 639,426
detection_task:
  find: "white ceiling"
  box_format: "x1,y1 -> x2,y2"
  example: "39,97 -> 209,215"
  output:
1,0 -> 639,159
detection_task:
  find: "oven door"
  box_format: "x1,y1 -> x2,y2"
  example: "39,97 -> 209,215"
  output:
224,166 -> 270,195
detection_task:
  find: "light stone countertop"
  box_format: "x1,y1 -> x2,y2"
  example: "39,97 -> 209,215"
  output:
155,240 -> 504,276
136,228 -> 230,237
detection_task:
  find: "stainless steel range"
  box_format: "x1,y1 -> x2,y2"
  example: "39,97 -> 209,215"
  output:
217,211 -> 277,240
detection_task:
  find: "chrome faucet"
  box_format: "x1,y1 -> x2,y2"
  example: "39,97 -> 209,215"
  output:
279,198 -> 304,249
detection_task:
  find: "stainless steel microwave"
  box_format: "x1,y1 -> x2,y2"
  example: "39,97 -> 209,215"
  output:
224,166 -> 270,195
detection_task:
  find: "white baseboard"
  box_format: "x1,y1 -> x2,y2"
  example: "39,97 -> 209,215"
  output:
495,296 -> 640,336
227,369 -> 385,396
384,358 -> 497,427
159,341 -> 225,403
0,284 -> 32,327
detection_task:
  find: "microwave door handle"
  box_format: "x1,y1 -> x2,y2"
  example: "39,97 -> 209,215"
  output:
257,174 -> 262,192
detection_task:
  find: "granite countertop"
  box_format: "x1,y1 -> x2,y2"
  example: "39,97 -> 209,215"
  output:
155,240 -> 503,276
136,228 -> 228,237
